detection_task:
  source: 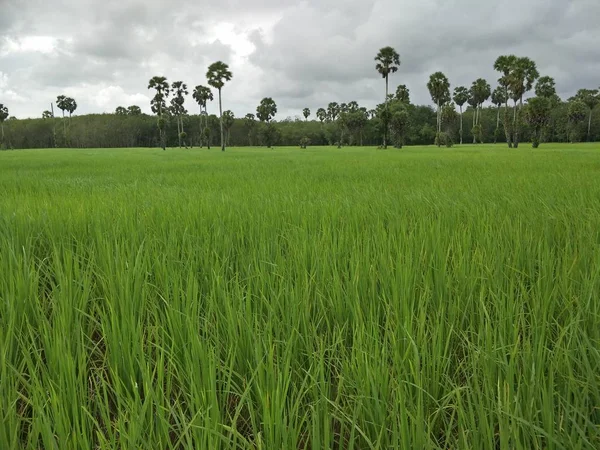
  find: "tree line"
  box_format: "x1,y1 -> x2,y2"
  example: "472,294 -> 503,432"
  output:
1,51 -> 599,150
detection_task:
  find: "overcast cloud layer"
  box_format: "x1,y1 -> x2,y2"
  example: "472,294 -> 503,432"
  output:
1,0 -> 599,119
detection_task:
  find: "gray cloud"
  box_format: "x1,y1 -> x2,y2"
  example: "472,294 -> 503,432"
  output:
1,0 -> 599,119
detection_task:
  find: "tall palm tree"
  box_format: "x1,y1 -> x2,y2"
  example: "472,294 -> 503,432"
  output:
491,86 -> 507,143
244,113 -> 256,145
507,57 -> 539,148
470,78 -> 490,143
452,86 -> 469,144
56,95 -> 68,143
192,85 -> 213,147
327,102 -> 340,122
375,46 -> 400,148
575,89 -> 599,142
0,103 -> 8,144
427,72 -> 451,143
222,110 -> 235,146
206,61 -> 233,151
302,108 -> 310,121
535,76 -> 556,99
316,108 -> 327,123
494,55 -> 517,147
148,76 -> 170,150
395,84 -> 410,104
171,81 -> 189,148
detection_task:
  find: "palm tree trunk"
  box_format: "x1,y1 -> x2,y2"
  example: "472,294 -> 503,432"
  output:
503,95 -> 512,148
1,123 -> 4,143
459,106 -> 463,145
588,109 -> 593,142
514,98 -> 522,148
62,110 -> 66,146
472,109 -> 477,144
219,89 -> 224,151
383,75 -> 388,148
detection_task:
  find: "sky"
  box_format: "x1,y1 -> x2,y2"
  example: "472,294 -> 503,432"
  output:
1,0 -> 599,119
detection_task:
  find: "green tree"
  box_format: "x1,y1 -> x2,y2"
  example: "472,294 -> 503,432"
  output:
257,97 -> 277,123
327,102 -> 340,122
470,78 -> 491,143
375,46 -> 400,148
42,110 -> 53,119
148,76 -> 170,150
491,86 -> 507,143
507,56 -> 539,148
0,103 -> 8,144
427,72 -> 451,145
56,95 -> 69,144
316,108 -> 327,123
494,54 -> 517,147
206,61 -> 233,151
192,85 -> 214,148
244,113 -> 256,145
535,76 -> 556,99
257,98 -> 278,148
452,86 -> 469,144
567,99 -> 588,143
127,105 -> 142,116
395,84 -> 410,104
389,101 -> 409,148
115,106 -> 127,115
222,110 -> 235,146
302,108 -> 310,121
574,89 -> 599,141
170,81 -> 189,148
524,97 -> 551,148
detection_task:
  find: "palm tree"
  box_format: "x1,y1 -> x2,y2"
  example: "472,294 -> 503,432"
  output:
427,72 -> 451,143
327,102 -> 340,122
302,108 -> 310,121
535,76 -> 556,99
192,85 -> 213,148
494,55 -> 517,147
395,85 -> 410,104
222,110 -> 235,146
257,98 -> 278,148
375,46 -> 400,148
452,86 -> 469,144
507,56 -> 539,148
470,79 -> 490,143
148,76 -> 170,150
0,103 -> 8,144
56,95 -> 68,143
244,113 -> 256,145
206,61 -> 233,151
171,81 -> 189,148
491,87 -> 507,143
316,108 -> 327,123
574,89 -> 599,141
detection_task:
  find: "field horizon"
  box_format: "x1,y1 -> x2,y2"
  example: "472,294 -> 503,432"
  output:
1,144 -> 599,449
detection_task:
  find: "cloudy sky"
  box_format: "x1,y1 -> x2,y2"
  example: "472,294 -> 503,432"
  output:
1,0 -> 599,119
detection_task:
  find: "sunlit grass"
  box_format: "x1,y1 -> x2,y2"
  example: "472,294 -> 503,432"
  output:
1,144 -> 599,449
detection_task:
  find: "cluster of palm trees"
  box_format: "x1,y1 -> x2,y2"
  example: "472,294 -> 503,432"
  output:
367,47 -> 600,148
3,47 -> 599,150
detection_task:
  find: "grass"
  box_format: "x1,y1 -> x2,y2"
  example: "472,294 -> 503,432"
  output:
0,143 -> 599,449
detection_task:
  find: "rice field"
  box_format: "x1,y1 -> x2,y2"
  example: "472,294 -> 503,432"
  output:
1,144 -> 599,449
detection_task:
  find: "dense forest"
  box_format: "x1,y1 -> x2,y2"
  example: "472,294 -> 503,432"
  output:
0,51 -> 599,150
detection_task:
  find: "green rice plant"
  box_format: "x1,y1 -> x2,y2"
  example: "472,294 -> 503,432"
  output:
0,144 -> 599,449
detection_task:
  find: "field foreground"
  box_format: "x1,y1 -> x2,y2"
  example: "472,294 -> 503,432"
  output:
1,144 -> 599,449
